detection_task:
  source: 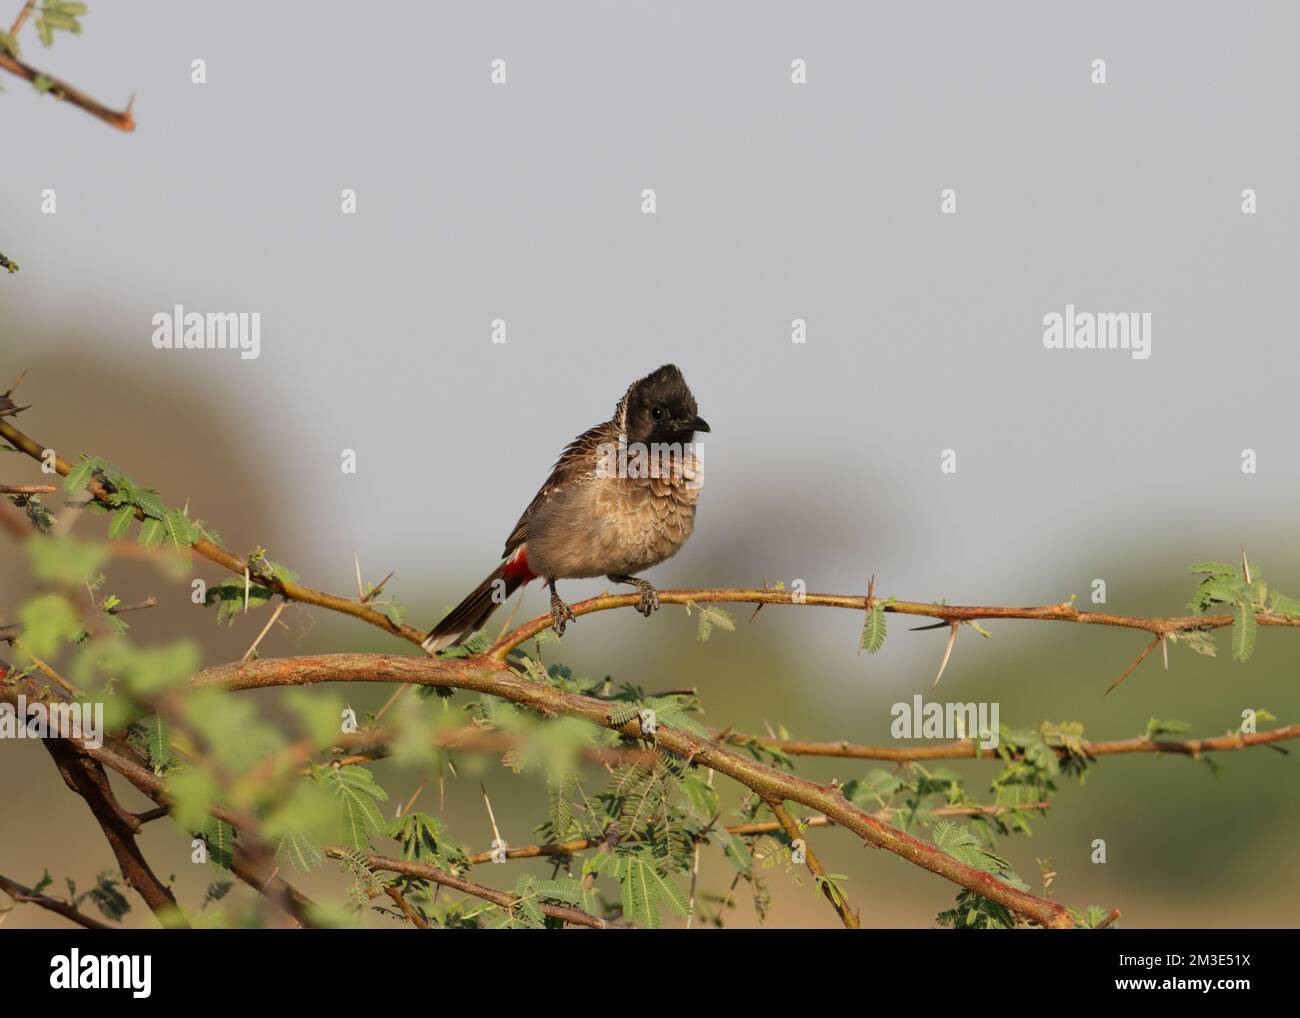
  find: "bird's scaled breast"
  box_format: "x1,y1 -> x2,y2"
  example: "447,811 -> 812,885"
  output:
527,452 -> 702,579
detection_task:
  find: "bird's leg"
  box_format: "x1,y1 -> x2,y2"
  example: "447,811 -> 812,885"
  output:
547,578 -> 576,635
608,574 -> 660,617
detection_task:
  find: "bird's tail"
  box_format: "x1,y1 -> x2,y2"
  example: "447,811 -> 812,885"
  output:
422,548 -> 535,654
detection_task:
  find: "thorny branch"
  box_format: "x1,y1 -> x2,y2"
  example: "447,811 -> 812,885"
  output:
0,4 -> 135,131
0,870 -> 112,930
3,405 -> 1298,929
326,849 -> 627,930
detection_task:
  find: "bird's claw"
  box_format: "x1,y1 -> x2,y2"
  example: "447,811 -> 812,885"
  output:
634,580 -> 660,618
550,594 -> 576,636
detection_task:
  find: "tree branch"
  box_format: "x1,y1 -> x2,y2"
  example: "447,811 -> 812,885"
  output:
193,653 -> 1077,928
459,803 -> 1054,867
0,871 -> 113,930
40,739 -> 184,924
0,47 -> 135,131
767,798 -> 859,928
333,849 -> 628,930
730,725 -> 1300,762
317,719 -> 1299,772
0,677 -> 318,928
0,416 -> 424,643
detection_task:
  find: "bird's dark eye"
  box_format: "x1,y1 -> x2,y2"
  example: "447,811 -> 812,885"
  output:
651,406 -> 663,420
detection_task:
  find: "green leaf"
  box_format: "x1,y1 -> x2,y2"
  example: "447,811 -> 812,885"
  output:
282,689 -> 346,749
137,517 -> 165,548
715,830 -> 754,875
1189,576 -> 1243,611
162,509 -> 195,560
26,536 -> 108,585
529,877 -> 586,906
646,864 -> 690,918
621,856 -> 657,928
1143,717 -> 1191,739
276,831 -> 324,873
15,594 -> 82,658
933,821 -> 1018,880
681,773 -> 719,821
107,505 -> 135,540
860,604 -> 887,653
1169,629 -> 1215,657
1188,561 -> 1240,577
79,872 -> 130,922
199,817 -> 236,872
619,853 -> 689,928
144,715 -> 172,773
1232,601 -> 1257,662
63,459 -> 93,493
133,489 -> 167,520
164,767 -> 221,834
1270,593 -> 1300,619
320,766 -> 389,851
691,603 -> 735,642
383,598 -> 407,627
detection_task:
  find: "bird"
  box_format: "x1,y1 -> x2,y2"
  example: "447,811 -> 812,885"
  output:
422,364 -> 709,654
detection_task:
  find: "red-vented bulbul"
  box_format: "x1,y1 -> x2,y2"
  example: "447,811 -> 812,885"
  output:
422,364 -> 709,653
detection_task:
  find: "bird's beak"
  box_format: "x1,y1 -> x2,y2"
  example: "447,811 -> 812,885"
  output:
691,416 -> 711,433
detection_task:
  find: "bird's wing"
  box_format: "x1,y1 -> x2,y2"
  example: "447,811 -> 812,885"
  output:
501,422 -> 610,558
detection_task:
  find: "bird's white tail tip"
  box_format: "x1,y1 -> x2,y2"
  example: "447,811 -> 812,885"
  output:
421,633 -> 452,656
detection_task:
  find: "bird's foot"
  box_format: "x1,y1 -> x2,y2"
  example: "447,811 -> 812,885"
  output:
633,579 -> 660,618
549,591 -> 576,635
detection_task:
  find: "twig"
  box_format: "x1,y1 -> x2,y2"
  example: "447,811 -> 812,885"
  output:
333,850 -> 628,930
241,597 -> 288,661
383,884 -> 431,929
0,46 -> 135,131
304,714 -> 1300,782
1,595 -> 155,644
718,726 -> 1300,762
0,871 -> 112,930
9,0 -> 36,36
768,798 -> 859,928
460,803 -> 1053,866
362,571 -> 395,604
686,770 -> 714,929
41,739 -> 184,924
15,643 -> 79,696
1104,635 -> 1162,696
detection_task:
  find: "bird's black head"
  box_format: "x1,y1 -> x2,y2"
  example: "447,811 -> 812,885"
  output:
620,364 -> 710,445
